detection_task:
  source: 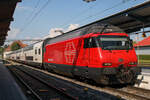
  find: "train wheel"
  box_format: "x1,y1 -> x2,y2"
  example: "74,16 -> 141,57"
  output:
117,70 -> 134,84
129,75 -> 137,86
99,75 -> 109,85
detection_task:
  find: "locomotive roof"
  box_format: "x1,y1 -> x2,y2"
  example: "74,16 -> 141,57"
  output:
46,23 -> 125,45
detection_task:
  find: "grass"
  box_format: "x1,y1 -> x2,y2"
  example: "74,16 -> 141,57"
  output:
137,55 -> 150,60
138,60 -> 150,67
139,60 -> 150,63
137,55 -> 150,67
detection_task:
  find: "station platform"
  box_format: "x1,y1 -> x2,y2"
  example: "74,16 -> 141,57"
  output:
0,60 -> 27,100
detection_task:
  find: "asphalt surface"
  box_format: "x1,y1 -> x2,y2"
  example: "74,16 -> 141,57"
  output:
141,67 -> 150,74
0,60 -> 27,100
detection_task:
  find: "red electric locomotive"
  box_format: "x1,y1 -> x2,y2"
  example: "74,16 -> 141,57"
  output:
43,23 -> 141,85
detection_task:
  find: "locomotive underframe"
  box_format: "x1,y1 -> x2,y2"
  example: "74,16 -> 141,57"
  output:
10,58 -> 141,85
44,62 -> 141,85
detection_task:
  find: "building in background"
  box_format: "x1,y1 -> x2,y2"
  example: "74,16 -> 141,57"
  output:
134,36 -> 150,55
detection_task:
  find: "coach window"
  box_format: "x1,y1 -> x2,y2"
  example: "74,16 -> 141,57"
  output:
35,49 -> 37,55
38,49 -> 41,55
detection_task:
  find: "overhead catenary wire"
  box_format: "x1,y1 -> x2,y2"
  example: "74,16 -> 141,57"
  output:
75,0 -> 135,25
21,0 -> 41,30
27,0 -> 41,18
58,1 -> 102,28
20,0 -> 139,37
20,0 -> 52,33
60,0 -> 135,29
34,0 -> 41,8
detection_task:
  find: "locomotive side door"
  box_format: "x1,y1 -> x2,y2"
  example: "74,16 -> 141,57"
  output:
73,37 -> 93,78
83,38 -> 91,65
88,37 -> 100,67
82,37 -> 92,78
84,37 -> 97,66
73,38 -> 90,77
83,37 -> 99,79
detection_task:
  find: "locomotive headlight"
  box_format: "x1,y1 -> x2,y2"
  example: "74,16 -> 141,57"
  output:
129,62 -> 137,65
103,63 -> 112,66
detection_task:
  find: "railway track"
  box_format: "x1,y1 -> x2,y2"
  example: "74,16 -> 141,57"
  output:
7,61 -> 150,100
119,86 -> 150,99
105,87 -> 150,100
7,64 -> 121,100
8,66 -> 75,100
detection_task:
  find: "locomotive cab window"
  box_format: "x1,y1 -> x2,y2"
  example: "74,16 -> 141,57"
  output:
84,38 -> 89,48
84,37 -> 97,48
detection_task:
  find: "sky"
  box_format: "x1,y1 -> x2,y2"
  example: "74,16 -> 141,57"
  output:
6,0 -> 150,43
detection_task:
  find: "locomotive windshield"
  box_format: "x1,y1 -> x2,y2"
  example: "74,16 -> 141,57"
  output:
98,35 -> 133,50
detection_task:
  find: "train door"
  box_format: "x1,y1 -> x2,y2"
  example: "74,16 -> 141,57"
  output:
73,38 -> 90,78
83,38 -> 90,67
88,37 -> 100,67
83,37 -> 99,79
83,37 -> 98,66
77,37 -> 91,78
34,47 -> 38,62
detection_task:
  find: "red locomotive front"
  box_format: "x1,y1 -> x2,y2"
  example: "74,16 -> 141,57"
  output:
43,24 -> 141,85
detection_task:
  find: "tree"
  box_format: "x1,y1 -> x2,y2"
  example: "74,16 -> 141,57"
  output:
133,41 -> 137,45
0,47 -> 4,54
11,42 -> 21,51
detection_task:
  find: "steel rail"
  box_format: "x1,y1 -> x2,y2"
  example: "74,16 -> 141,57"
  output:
121,86 -> 150,99
7,60 -> 150,100
7,67 -> 42,100
105,87 -> 150,100
128,86 -> 150,93
16,64 -> 150,100
15,66 -> 78,100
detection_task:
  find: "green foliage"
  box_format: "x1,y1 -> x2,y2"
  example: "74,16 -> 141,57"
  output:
133,41 -> 136,45
0,47 -> 4,54
11,42 -> 21,51
138,55 -> 150,60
